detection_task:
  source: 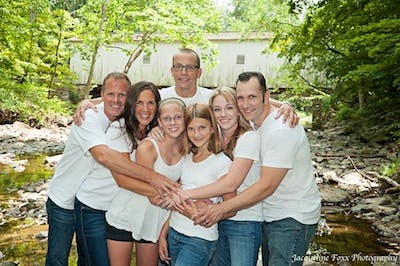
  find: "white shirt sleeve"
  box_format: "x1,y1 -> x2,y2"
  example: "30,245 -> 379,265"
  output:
233,131 -> 260,162
261,128 -> 299,169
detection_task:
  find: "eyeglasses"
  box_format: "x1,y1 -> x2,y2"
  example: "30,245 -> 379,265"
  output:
171,64 -> 199,72
161,115 -> 183,123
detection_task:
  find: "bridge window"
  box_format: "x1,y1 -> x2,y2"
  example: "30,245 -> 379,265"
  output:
236,55 -> 245,64
143,55 -> 151,64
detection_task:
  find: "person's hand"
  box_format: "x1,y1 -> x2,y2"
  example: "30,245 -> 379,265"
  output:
174,195 -> 198,219
148,194 -> 174,210
158,236 -> 171,264
73,99 -> 97,126
193,203 -> 226,228
149,174 -> 180,197
275,102 -> 300,128
147,126 -> 165,141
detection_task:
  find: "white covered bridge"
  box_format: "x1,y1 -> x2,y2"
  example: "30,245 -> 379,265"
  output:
70,32 -> 287,89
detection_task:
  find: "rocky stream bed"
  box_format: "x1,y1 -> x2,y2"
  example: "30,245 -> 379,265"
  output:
0,121 -> 399,265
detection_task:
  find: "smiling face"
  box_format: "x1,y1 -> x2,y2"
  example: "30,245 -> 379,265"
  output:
101,78 -> 129,121
187,117 -> 213,151
135,89 -> 157,129
171,52 -> 202,93
211,94 -> 239,132
236,77 -> 266,125
158,102 -> 185,139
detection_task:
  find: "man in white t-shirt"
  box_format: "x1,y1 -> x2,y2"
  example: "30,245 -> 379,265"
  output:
45,73 -> 177,266
194,72 -> 321,266
160,48 -> 297,119
159,48 -> 213,106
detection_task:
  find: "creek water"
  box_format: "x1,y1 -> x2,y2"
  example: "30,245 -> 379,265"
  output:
0,155 -> 396,266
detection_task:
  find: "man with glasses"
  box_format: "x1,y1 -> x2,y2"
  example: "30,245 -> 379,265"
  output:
160,48 -> 212,106
74,48 -> 298,125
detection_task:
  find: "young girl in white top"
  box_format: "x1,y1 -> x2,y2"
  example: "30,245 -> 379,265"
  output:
160,103 -> 232,266
105,97 -> 187,266
179,87 -> 262,266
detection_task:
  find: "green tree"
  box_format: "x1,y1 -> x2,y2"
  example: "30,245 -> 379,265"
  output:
75,0 -> 221,98
278,0 -> 400,140
0,0 -> 75,124
226,0 -> 400,141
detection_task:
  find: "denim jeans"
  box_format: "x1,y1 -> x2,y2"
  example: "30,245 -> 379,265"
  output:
262,218 -> 317,266
211,220 -> 262,266
45,198 -> 76,266
168,227 -> 217,266
74,198 -> 109,266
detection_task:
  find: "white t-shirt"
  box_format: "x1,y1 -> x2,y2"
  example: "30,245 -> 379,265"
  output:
160,86 -> 214,106
47,104 -> 110,210
106,139 -> 183,242
259,110 -> 321,225
229,131 -> 263,222
169,152 -> 231,241
75,119 -> 131,211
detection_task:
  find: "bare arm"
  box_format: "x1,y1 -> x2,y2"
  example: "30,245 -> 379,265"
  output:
90,144 -> 180,195
194,166 -> 288,226
111,153 -> 159,197
182,157 -> 253,200
158,217 -> 171,263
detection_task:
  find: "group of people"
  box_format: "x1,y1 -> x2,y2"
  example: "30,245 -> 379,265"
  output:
45,48 -> 321,266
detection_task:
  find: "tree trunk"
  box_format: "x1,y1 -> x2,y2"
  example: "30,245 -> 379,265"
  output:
123,32 -> 151,74
123,46 -> 143,74
49,7 -> 64,90
82,1 -> 108,99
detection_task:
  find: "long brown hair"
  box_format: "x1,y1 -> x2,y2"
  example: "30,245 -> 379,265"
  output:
118,81 -> 161,152
209,86 -> 251,159
184,103 -> 221,155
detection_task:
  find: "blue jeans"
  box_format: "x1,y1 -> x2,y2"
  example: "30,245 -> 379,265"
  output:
168,227 -> 217,266
74,198 -> 109,266
211,220 -> 261,266
45,198 -> 77,266
262,218 -> 317,266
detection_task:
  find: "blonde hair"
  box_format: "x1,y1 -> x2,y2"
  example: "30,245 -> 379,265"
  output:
184,103 -> 221,155
209,86 -> 251,159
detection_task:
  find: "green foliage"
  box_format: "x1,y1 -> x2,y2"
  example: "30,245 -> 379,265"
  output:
0,0 -> 77,124
382,158 -> 400,179
74,0 -> 221,97
227,0 -> 400,142
0,79 -> 72,126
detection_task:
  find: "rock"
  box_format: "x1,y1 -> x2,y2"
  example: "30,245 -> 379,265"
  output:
319,185 -> 351,204
322,170 -> 340,183
372,220 -> 400,238
44,154 -> 62,168
34,231 -> 48,240
338,172 -> 379,192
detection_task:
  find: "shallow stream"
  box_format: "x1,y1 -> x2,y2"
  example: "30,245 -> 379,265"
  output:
0,155 -> 397,265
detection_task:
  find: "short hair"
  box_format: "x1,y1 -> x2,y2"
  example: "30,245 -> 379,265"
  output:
236,71 -> 267,97
184,103 -> 221,155
102,72 -> 131,92
209,86 -> 251,159
172,48 -> 201,67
